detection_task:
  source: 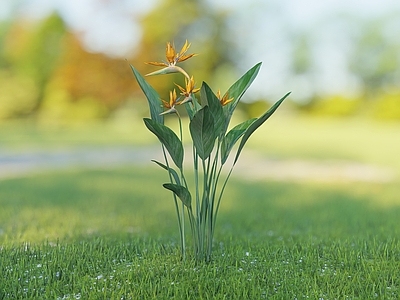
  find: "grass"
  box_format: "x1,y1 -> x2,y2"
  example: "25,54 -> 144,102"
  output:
246,113 -> 400,176
0,115 -> 399,298
1,167 -> 399,299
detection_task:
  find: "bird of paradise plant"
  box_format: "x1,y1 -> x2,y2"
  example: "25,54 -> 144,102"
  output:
130,40 -> 290,262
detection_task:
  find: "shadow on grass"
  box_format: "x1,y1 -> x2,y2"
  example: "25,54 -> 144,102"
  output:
1,168 -> 399,299
0,166 -> 399,246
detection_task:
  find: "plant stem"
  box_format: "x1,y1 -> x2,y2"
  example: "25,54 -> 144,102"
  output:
176,114 -> 187,260
212,164 -> 234,240
161,145 -> 185,260
193,146 -> 200,256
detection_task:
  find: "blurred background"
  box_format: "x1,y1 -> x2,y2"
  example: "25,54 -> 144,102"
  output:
1,0 -> 400,123
0,0 -> 399,182
1,0 -> 400,250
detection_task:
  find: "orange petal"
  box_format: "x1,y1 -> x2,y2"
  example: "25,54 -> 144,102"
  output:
179,40 -> 190,55
146,61 -> 168,67
175,83 -> 186,94
166,42 -> 176,63
177,53 -> 196,63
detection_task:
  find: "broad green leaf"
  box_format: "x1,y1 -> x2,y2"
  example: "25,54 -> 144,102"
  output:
200,82 -> 226,138
163,183 -> 191,208
224,63 -> 262,121
234,92 -> 291,164
221,118 -> 256,165
144,118 -> 183,168
151,160 -> 181,185
189,106 -> 216,160
184,94 -> 202,120
130,65 -> 164,124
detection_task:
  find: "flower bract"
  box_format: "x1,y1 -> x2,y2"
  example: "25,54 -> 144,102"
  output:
175,76 -> 200,104
160,89 -> 180,115
217,89 -> 234,106
146,40 -> 196,79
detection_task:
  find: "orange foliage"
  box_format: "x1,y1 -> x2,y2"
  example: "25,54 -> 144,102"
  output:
51,33 -> 136,109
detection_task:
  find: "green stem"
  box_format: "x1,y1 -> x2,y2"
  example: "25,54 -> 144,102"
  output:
176,113 -> 186,260
199,157 -> 210,260
212,163 -> 234,239
161,145 -> 185,259
193,146 -> 200,255
206,143 -> 221,260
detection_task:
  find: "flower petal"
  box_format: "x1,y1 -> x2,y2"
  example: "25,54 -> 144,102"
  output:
166,42 -> 176,64
180,40 -> 191,54
146,61 -> 168,67
177,53 -> 196,63
175,83 -> 187,94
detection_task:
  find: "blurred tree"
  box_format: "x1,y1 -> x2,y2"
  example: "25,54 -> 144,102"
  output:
0,70 -> 39,119
2,13 -> 66,117
291,32 -> 313,75
289,32 -> 317,105
349,14 -> 400,99
0,22 -> 11,68
40,33 -> 136,122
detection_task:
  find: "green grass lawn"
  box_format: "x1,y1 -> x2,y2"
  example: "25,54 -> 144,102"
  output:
246,113 -> 400,176
2,114 -> 400,177
1,167 -> 399,299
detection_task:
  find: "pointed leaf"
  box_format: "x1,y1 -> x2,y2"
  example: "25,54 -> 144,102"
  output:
234,92 -> 291,164
189,106 -> 216,160
184,94 -> 202,120
130,65 -> 164,124
144,118 -> 183,168
151,160 -> 181,185
163,183 -> 191,208
221,118 -> 256,165
200,82 -> 226,138
225,62 -> 262,117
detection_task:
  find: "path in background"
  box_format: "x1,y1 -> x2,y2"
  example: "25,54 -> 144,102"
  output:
0,147 -> 395,183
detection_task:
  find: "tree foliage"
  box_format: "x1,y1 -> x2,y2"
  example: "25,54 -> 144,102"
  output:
0,1 -> 399,121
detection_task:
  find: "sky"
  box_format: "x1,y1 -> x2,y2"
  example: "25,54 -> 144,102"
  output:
1,0 -> 400,100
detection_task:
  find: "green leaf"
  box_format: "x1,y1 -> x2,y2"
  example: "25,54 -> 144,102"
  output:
234,92 -> 291,164
221,118 -> 256,165
200,82 -> 226,138
189,106 -> 216,160
184,94 -> 202,120
130,65 -> 164,124
144,118 -> 184,168
151,160 -> 181,185
163,183 -> 191,208
225,62 -> 262,119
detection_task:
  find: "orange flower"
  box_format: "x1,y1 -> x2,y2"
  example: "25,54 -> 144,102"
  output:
146,40 -> 196,79
216,90 -> 234,106
147,40 -> 196,67
175,76 -> 200,104
160,89 -> 180,115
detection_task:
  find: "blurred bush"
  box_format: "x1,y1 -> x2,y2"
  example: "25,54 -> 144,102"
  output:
0,70 -> 38,118
371,91 -> 400,120
309,95 -> 362,117
37,33 -> 135,123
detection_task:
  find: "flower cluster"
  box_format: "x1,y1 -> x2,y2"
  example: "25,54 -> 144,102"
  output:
146,40 -> 232,115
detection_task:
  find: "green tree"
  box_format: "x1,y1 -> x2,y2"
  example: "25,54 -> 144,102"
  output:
349,14 -> 400,99
39,33 -> 138,122
2,13 -> 66,117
